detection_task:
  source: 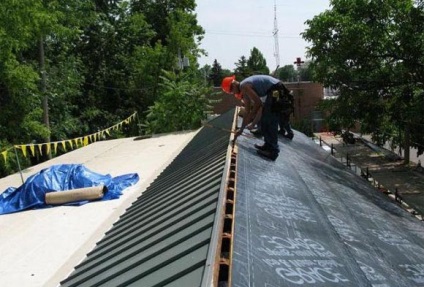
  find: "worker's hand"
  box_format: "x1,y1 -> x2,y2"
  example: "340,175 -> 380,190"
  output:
233,128 -> 243,141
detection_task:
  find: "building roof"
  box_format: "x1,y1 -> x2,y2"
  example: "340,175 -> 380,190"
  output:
0,130 -> 197,287
60,110 -> 235,287
232,128 -> 424,286
2,109 -> 424,287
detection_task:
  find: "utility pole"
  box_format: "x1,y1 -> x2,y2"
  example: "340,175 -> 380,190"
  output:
294,57 -> 305,82
273,0 -> 280,71
177,48 -> 190,70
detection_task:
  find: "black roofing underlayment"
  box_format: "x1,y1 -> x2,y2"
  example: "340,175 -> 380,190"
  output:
232,129 -> 424,287
61,108 -> 424,287
60,109 -> 235,287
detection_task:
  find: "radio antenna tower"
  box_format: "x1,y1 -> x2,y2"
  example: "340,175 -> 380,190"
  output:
273,0 -> 280,70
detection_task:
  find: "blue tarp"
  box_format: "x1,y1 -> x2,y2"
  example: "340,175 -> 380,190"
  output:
0,164 -> 139,215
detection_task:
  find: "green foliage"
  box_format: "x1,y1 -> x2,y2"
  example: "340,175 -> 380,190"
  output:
235,56 -> 251,79
275,62 -> 314,82
131,0 -> 198,46
292,119 -> 313,137
144,71 -> 211,134
234,47 -> 270,79
247,47 -> 270,75
0,0 -> 209,177
21,107 -> 51,141
297,61 -> 313,81
0,147 -> 32,178
277,65 -> 297,82
210,60 -> 224,87
303,0 -> 424,159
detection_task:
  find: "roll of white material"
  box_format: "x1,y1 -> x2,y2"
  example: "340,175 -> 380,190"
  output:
45,185 -> 106,205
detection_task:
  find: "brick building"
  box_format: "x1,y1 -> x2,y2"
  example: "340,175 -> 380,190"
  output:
286,81 -> 325,132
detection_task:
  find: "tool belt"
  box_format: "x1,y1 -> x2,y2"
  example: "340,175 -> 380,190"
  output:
267,82 -> 294,113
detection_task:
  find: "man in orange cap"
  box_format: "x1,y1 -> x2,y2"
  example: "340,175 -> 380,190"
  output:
221,75 -> 242,100
221,75 -> 291,161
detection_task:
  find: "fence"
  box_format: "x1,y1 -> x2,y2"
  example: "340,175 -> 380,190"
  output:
315,136 -> 423,221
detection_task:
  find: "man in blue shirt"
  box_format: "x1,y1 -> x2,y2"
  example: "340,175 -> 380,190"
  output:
221,75 -> 291,161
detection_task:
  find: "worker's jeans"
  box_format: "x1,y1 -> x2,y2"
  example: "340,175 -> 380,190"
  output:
279,112 -> 293,135
260,96 -> 280,153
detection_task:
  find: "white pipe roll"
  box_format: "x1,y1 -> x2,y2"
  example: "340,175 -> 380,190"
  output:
45,185 -> 106,205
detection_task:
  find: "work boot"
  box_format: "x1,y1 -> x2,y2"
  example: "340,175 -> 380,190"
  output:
284,133 -> 294,140
256,149 -> 278,161
254,143 -> 268,151
250,128 -> 263,137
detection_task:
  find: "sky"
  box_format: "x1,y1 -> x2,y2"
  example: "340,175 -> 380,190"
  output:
195,0 -> 330,72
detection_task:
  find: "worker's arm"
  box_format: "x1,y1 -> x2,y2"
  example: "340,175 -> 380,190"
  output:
240,84 -> 262,129
233,83 -> 263,141
239,95 -> 252,131
249,106 -> 262,128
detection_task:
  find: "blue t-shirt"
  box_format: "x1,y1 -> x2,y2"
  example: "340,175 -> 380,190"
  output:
240,75 -> 280,99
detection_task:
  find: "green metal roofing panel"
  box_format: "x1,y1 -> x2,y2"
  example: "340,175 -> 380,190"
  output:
60,106 -> 424,287
60,110 -> 235,287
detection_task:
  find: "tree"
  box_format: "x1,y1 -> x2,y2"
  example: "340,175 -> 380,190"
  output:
277,65 -> 297,82
210,59 -> 224,87
247,47 -> 270,75
71,0 -> 204,131
303,0 -> 424,163
0,0 -> 207,175
297,60 -> 313,81
234,56 -> 251,79
144,71 -> 210,134
131,0 -> 198,46
0,0 -> 88,145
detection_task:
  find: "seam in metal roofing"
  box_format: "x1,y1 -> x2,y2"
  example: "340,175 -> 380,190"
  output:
61,106 -> 424,287
60,110 -> 235,287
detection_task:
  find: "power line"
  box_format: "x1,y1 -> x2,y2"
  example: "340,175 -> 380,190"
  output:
204,30 -> 301,39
